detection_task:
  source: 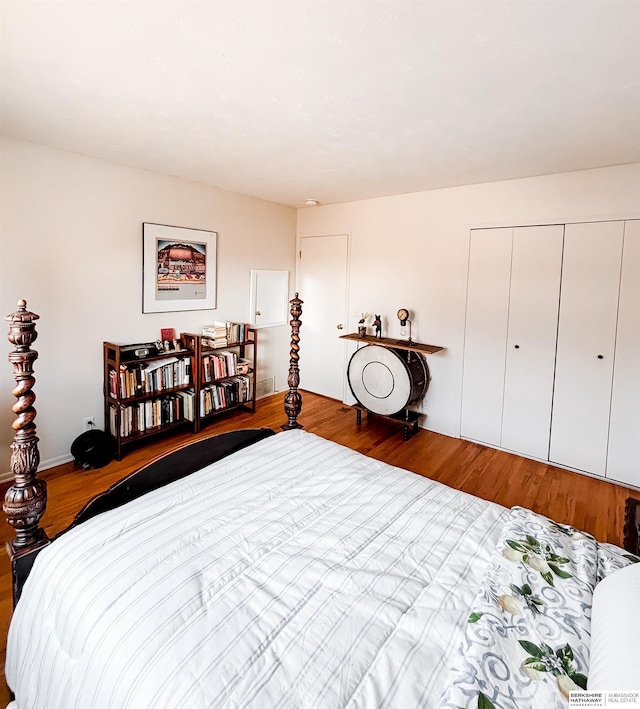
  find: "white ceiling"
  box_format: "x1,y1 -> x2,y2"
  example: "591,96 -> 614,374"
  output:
2,0 -> 639,207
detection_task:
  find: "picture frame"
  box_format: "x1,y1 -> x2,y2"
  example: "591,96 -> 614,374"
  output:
142,223 -> 217,313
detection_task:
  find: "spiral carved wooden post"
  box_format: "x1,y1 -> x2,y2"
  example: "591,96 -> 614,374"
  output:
4,300 -> 48,556
282,293 -> 303,430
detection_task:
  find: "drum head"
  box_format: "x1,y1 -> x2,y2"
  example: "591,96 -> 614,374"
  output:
348,345 -> 421,416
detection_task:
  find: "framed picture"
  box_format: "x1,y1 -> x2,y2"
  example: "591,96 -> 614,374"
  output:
142,223 -> 217,313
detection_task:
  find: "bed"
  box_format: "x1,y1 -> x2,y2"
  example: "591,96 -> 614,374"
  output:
4,298 -> 639,709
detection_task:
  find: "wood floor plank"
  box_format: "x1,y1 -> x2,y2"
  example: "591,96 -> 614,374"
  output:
1,391 -> 637,704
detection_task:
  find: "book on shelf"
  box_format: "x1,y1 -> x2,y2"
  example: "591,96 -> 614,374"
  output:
226,322 -> 249,345
201,321 -> 250,348
108,389 -> 196,438
199,375 -> 252,416
202,350 -> 239,382
178,389 -> 196,421
108,369 -> 118,398
114,357 -> 190,399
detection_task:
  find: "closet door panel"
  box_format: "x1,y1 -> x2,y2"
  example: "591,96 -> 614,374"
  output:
607,220 -> 640,486
501,225 -> 563,459
549,221 -> 624,475
461,228 -> 512,446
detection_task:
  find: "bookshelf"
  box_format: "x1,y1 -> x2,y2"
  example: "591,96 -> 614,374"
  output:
104,328 -> 258,458
103,341 -> 197,460
181,329 -> 257,433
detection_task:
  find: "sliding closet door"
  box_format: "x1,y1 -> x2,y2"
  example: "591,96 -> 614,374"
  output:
461,228 -> 512,446
549,221 -> 624,476
501,226 -> 563,459
606,220 -> 640,486
462,226 -> 563,455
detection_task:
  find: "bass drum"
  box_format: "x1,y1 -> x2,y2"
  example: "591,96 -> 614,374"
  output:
347,345 -> 429,416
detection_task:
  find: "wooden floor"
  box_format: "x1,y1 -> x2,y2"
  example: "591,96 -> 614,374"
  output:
1,391 -> 637,703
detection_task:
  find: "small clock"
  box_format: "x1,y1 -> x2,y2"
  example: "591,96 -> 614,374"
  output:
397,308 -> 409,323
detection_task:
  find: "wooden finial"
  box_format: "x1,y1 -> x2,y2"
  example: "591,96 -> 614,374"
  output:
282,293 -> 304,430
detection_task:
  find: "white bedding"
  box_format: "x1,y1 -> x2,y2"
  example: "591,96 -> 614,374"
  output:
589,563 -> 640,691
6,429 -> 515,708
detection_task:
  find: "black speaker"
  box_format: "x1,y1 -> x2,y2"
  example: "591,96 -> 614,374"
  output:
70,429 -> 116,469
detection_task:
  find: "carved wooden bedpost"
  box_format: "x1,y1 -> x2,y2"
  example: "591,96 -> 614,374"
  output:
282,293 -> 303,430
5,300 -> 49,604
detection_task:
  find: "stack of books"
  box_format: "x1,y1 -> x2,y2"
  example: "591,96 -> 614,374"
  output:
202,323 -> 229,348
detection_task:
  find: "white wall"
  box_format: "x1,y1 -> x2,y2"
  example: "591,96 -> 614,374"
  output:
297,163 -> 640,439
1,136 -> 296,475
3,140 -> 638,476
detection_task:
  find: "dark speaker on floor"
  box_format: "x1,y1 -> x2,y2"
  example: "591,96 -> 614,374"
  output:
70,429 -> 115,469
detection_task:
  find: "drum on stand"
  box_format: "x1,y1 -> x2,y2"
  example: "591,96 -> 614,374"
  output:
347,344 -> 429,416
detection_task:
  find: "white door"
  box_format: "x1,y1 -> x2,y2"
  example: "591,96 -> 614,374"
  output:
298,235 -> 348,400
461,226 -> 563,457
549,221 -> 624,475
461,228 -> 512,446
607,219 -> 640,485
501,225 -> 563,459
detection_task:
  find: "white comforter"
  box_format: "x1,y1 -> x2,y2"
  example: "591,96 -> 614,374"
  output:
6,429 -> 509,708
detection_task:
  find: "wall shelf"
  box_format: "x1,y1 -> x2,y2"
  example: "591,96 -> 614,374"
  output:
339,333 -> 445,355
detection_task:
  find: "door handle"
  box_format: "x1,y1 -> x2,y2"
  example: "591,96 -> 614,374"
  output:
337,324 -> 344,330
